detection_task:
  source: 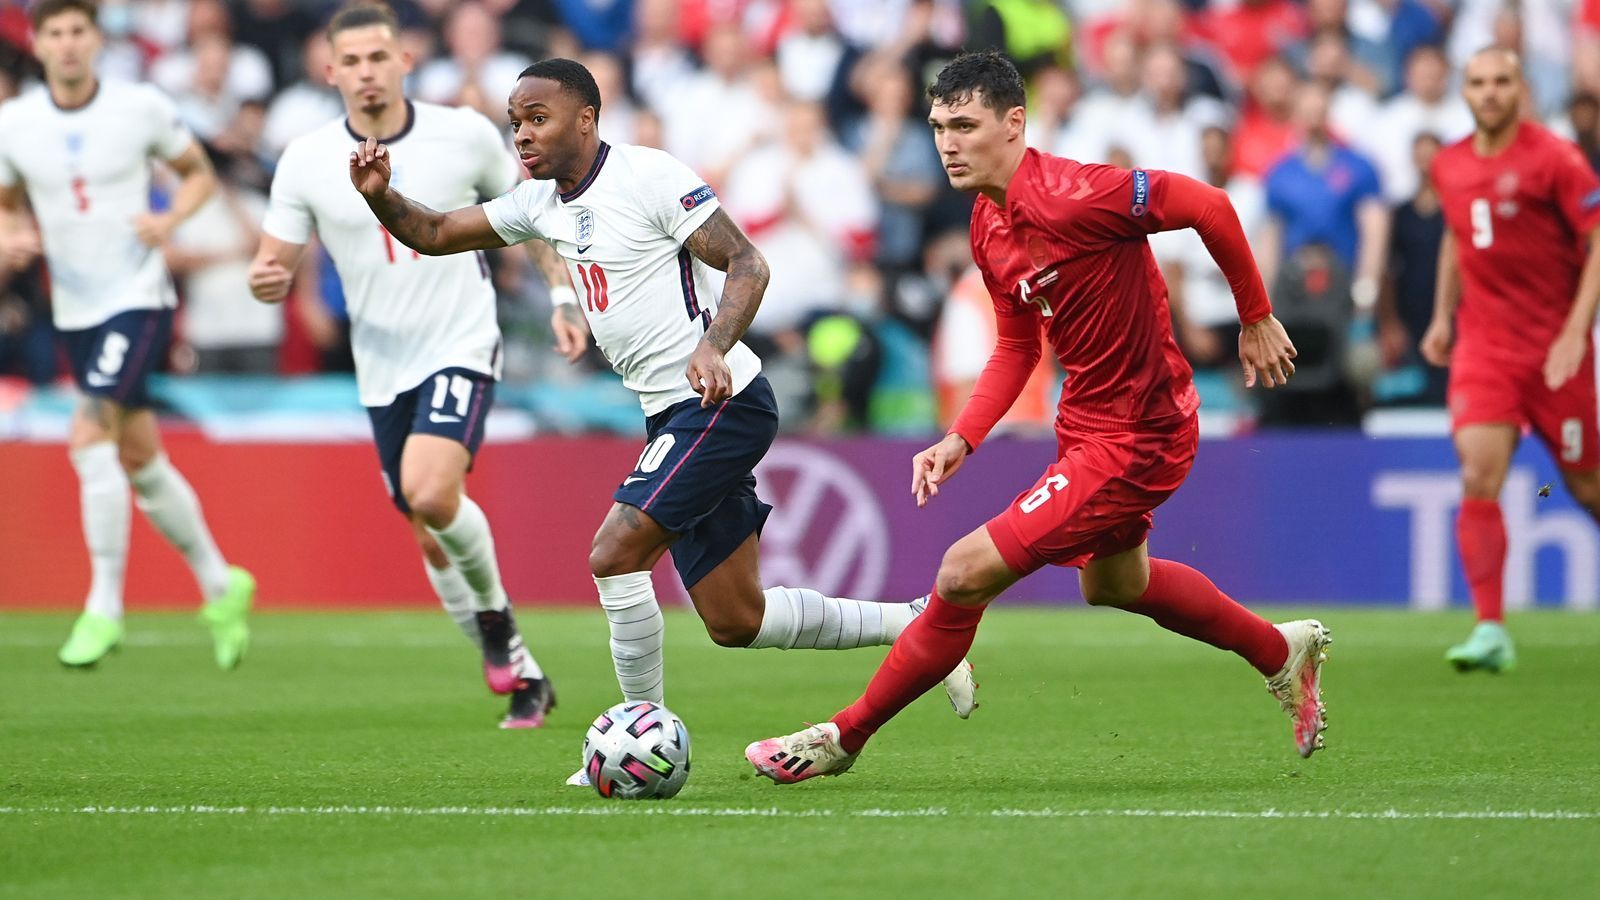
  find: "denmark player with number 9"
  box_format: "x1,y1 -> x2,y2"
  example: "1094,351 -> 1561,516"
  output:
1421,49 -> 1600,672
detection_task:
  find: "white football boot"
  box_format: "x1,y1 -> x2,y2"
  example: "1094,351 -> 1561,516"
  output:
1265,619 -> 1332,758
746,722 -> 858,784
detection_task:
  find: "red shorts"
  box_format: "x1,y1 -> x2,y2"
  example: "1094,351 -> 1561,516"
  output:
1448,352 -> 1599,470
985,416 -> 1200,575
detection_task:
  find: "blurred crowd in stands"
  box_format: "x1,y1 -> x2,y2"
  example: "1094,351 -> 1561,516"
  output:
4,0 -> 1600,434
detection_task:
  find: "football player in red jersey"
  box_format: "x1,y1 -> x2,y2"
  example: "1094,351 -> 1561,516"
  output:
1421,48 -> 1600,673
745,51 -> 1328,783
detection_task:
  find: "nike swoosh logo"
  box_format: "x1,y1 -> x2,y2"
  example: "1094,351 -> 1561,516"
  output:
429,412 -> 463,424
85,372 -> 116,387
577,244 -> 593,254
622,476 -> 648,485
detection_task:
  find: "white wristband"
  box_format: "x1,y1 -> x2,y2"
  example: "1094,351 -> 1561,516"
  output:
550,285 -> 578,307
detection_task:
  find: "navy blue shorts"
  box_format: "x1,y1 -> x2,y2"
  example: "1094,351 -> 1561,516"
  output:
615,375 -> 778,589
57,308 -> 174,410
367,367 -> 495,515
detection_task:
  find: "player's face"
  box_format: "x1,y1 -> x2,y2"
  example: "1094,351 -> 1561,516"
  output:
1462,53 -> 1521,134
928,93 -> 1024,193
327,25 -> 411,117
31,10 -> 102,85
507,77 -> 594,182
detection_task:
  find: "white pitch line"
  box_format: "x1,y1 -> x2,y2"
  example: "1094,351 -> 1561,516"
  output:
0,806 -> 1595,821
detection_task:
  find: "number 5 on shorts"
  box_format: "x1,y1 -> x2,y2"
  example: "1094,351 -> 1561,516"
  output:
1020,474 -> 1068,514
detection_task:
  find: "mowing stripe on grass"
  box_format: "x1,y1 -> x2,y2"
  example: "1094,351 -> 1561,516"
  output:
1,806 -> 1596,821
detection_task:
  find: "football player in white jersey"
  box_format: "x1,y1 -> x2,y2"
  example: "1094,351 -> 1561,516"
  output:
246,2 -> 561,729
0,0 -> 254,669
348,58 -> 975,773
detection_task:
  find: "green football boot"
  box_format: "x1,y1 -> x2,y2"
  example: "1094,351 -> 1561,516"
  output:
1446,621 -> 1517,673
58,612 -> 123,667
199,566 -> 255,670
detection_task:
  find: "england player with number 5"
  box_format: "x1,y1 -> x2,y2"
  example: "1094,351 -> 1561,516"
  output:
248,2 -> 559,728
349,58 -> 974,781
0,0 -> 253,670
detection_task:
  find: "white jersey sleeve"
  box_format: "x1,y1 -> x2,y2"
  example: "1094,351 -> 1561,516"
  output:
139,84 -> 195,162
638,150 -> 722,243
482,178 -> 558,245
261,141 -> 315,245
0,105 -> 18,187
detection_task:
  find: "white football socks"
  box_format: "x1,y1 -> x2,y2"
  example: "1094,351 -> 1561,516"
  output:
749,586 -> 918,650
426,496 -> 509,612
595,571 -> 665,702
70,442 -> 130,621
423,558 -> 483,652
129,454 -> 230,601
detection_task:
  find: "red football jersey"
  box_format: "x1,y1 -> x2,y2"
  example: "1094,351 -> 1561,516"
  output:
1431,122 -> 1600,366
952,149 -> 1270,446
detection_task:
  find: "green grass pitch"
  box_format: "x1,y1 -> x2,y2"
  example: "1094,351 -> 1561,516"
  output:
1,608 -> 1597,898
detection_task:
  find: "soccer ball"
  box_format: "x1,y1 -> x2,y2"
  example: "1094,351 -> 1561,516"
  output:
581,700 -> 692,800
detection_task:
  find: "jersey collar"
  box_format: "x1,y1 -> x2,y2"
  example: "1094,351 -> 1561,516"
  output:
345,100 -> 416,144
47,78 -> 100,112
560,142 -> 611,203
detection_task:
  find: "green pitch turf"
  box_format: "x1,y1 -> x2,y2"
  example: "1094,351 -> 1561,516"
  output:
1,608 -> 1597,899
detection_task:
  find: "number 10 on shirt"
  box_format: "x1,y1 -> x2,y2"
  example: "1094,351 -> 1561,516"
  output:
578,263 -> 609,312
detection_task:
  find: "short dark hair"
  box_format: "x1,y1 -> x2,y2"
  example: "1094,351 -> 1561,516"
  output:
327,1 -> 400,40
30,0 -> 98,31
518,58 -> 602,121
927,51 -> 1026,116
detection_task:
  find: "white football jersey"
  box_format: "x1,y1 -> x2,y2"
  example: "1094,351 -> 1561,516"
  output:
263,101 -> 520,406
0,81 -> 194,331
482,142 -> 762,415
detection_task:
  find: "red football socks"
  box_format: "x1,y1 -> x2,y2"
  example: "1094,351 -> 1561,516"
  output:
1122,558 -> 1288,676
833,592 -> 985,754
1457,498 -> 1506,623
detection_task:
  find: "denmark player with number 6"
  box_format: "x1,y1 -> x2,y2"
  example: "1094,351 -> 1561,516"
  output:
1421,49 -> 1600,673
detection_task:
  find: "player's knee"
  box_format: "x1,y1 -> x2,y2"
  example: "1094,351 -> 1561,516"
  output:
118,445 -> 156,476
403,481 -> 460,527
1081,578 -> 1142,608
589,535 -> 646,579
934,555 -> 996,607
702,609 -> 761,648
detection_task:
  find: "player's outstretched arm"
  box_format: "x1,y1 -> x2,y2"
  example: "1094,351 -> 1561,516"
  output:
1546,225 -> 1600,389
135,140 -> 217,247
349,137 -> 507,256
248,234 -> 309,304
682,209 -> 771,406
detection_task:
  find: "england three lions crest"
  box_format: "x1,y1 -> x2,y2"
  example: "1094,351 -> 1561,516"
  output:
574,208 -> 595,244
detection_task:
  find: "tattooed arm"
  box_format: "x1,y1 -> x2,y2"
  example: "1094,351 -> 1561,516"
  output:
525,240 -> 589,363
349,137 -> 506,255
681,208 -> 770,405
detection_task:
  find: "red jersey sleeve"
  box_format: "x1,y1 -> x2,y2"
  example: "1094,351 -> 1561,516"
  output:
1550,139 -> 1600,237
1154,172 -> 1274,325
948,274 -> 1043,453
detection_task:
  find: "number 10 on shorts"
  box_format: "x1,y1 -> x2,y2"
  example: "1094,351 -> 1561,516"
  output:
1020,474 -> 1068,514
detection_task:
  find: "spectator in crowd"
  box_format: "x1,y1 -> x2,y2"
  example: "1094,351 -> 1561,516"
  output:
1261,81 -> 1388,306
1304,28 -> 1381,144
1116,42 -> 1226,178
721,99 -> 877,342
150,0 -> 273,109
625,0 -> 697,118
414,1 -> 532,119
666,22 -> 779,185
582,51 -> 640,145
775,0 -> 851,104
1306,0 -> 1440,97
167,150 -> 279,374
1378,131 -> 1447,405
1193,0 -> 1308,83
1449,0 -> 1570,117
1151,125 -> 1268,371
232,0 -> 318,91
846,58 -> 945,272
261,30 -> 342,158
1231,54 -> 1300,178
1027,64 -> 1081,153
549,0 -> 633,53
1563,92 -> 1600,172
0,244 -> 51,385
967,0 -> 1073,74
1064,29 -> 1146,166
90,0 -> 147,82
1370,45 -> 1472,203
